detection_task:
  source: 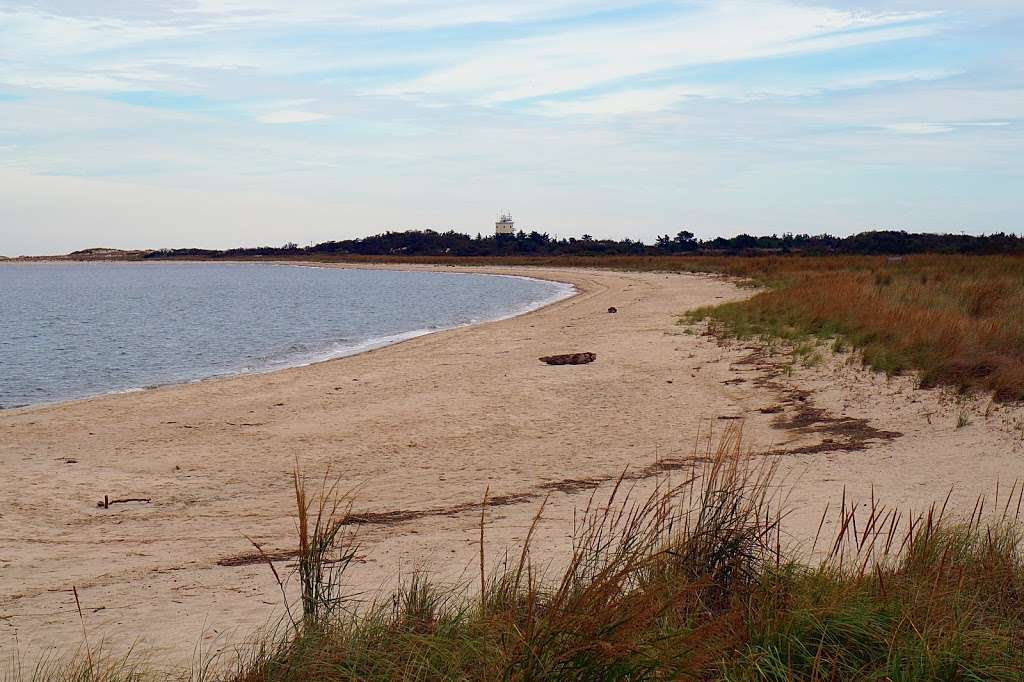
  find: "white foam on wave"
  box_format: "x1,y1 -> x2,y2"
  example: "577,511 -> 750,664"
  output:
176,272 -> 576,385
263,275 -> 577,371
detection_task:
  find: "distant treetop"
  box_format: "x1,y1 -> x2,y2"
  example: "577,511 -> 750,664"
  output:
144,229 -> 1024,260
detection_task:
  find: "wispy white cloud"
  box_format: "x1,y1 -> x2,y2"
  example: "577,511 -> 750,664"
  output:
538,86 -> 717,116
257,110 -> 330,124
171,0 -> 630,30
2,1 -> 945,101
535,67 -> 964,117
824,68 -> 964,92
396,3 -> 944,103
881,122 -> 956,135
0,9 -> 183,59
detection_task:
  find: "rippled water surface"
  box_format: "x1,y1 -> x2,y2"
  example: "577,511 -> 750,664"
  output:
0,262 -> 572,408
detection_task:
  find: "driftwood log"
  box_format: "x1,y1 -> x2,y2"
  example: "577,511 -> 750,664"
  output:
96,495 -> 152,509
539,352 -> 597,366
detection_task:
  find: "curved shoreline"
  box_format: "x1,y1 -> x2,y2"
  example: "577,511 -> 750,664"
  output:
2,261 -> 580,415
4,264 -> 1019,669
2,265 -> 680,666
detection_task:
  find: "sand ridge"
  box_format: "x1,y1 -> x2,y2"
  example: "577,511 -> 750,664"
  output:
1,264 -> 1021,669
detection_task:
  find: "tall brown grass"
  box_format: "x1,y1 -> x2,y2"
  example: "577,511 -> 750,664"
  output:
683,255 -> 1024,400
229,427 -> 1024,681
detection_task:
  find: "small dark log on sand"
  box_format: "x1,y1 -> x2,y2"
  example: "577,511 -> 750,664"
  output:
539,352 -> 597,366
97,496 -> 152,509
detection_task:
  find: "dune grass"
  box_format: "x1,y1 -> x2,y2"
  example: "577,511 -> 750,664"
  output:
224,428 -> 1024,681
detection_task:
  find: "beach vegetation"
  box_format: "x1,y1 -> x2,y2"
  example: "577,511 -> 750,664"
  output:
218,429 -> 1024,681
683,254 -> 1024,402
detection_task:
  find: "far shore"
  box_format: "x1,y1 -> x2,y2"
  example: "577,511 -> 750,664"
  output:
1,263 -> 1021,668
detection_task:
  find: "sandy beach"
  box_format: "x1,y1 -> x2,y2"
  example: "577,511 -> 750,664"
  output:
2,264 -> 1022,670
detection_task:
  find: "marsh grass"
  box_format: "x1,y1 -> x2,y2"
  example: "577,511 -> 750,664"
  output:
683,255 -> 1024,401
229,428 -> 1024,681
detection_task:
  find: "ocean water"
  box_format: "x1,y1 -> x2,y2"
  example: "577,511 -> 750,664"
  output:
0,262 -> 573,409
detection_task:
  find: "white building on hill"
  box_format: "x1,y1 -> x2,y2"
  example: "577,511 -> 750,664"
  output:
495,212 -> 515,236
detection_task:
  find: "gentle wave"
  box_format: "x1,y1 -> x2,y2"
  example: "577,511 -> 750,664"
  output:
239,276 -> 576,373
0,263 -> 575,409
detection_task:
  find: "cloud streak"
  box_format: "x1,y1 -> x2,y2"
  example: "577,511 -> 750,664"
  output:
258,110 -> 331,124
400,3 -> 945,103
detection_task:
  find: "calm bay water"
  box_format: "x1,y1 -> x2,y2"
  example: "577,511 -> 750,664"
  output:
0,262 -> 572,409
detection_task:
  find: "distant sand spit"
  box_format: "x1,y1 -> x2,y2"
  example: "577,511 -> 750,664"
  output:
2,264 -> 1021,669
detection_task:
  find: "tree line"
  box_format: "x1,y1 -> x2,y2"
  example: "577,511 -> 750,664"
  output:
144,229 -> 1024,259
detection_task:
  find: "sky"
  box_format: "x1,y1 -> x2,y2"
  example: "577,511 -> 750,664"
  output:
1,1 -> 1022,255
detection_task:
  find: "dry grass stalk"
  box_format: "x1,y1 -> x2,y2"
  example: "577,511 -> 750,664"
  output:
223,426 -> 1024,679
